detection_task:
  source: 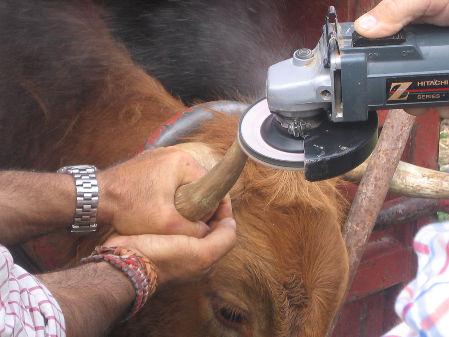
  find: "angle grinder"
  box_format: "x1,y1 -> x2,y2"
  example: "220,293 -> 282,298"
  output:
238,6 -> 449,181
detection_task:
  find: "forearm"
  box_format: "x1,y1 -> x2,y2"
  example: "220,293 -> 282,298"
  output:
39,262 -> 134,337
0,170 -> 75,244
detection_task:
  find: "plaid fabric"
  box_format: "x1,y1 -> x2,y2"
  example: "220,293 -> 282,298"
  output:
0,245 -> 65,337
384,222 -> 449,337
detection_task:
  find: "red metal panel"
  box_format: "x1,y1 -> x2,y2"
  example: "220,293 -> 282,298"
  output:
333,300 -> 366,337
348,235 -> 415,301
334,292 -> 386,337
410,109 -> 440,169
361,293 -> 385,337
383,285 -> 403,330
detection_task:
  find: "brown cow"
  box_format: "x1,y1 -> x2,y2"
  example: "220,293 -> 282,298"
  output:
109,116 -> 349,337
0,1 -> 349,336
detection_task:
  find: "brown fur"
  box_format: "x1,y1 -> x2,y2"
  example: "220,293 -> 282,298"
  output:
2,1 -> 349,336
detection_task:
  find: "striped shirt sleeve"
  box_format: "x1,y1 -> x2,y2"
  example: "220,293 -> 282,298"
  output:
0,245 -> 66,337
383,222 -> 449,337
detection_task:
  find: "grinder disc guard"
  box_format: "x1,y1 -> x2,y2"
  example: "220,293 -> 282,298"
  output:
238,99 -> 378,181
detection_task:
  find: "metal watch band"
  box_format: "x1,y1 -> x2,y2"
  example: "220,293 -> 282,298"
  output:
57,165 -> 99,233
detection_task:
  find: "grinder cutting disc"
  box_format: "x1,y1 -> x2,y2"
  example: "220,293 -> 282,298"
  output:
238,99 -> 378,181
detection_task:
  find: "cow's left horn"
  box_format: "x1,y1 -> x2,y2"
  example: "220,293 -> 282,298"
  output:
174,140 -> 247,221
343,160 -> 449,199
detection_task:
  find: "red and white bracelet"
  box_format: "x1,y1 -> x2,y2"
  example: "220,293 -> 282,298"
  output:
80,246 -> 158,319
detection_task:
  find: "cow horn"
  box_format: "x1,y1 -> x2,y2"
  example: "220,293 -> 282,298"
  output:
173,140 -> 247,221
343,160 -> 449,199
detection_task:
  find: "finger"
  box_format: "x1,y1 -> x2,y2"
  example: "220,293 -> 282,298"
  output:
103,235 -> 134,250
354,0 -> 430,38
108,227 -> 235,285
119,235 -> 197,284
170,200 -> 224,229
105,234 -> 173,261
195,217 -> 237,264
210,195 -> 233,222
163,210 -> 211,238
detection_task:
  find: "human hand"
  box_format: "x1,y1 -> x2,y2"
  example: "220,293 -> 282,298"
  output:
354,0 -> 449,38
355,0 -> 449,117
103,200 -> 237,285
97,146 -> 227,237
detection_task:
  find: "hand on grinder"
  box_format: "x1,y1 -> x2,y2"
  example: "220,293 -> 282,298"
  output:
355,0 -> 449,117
355,0 -> 449,37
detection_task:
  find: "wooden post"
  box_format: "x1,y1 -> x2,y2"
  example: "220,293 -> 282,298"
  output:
327,109 -> 416,336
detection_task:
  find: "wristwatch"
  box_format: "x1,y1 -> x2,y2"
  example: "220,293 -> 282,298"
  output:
57,165 -> 99,233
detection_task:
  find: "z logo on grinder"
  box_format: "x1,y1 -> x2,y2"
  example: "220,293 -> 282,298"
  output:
388,82 -> 413,101
386,76 -> 449,104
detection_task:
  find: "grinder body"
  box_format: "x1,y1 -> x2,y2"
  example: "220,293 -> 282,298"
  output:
340,24 -> 449,121
268,23 -> 449,123
239,7 -> 449,181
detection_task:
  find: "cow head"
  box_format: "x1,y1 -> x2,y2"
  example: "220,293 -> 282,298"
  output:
112,113 -> 349,337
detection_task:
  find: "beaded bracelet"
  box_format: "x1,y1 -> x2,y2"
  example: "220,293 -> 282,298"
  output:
80,246 -> 158,319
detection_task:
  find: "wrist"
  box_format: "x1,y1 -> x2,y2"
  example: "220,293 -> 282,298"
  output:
81,246 -> 158,319
53,173 -> 79,227
96,261 -> 135,304
39,261 -> 136,337
96,170 -> 116,226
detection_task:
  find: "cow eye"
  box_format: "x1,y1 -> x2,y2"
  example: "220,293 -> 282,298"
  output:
211,297 -> 249,330
218,304 -> 246,324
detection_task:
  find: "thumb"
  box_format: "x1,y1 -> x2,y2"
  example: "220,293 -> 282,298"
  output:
354,0 -> 429,38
